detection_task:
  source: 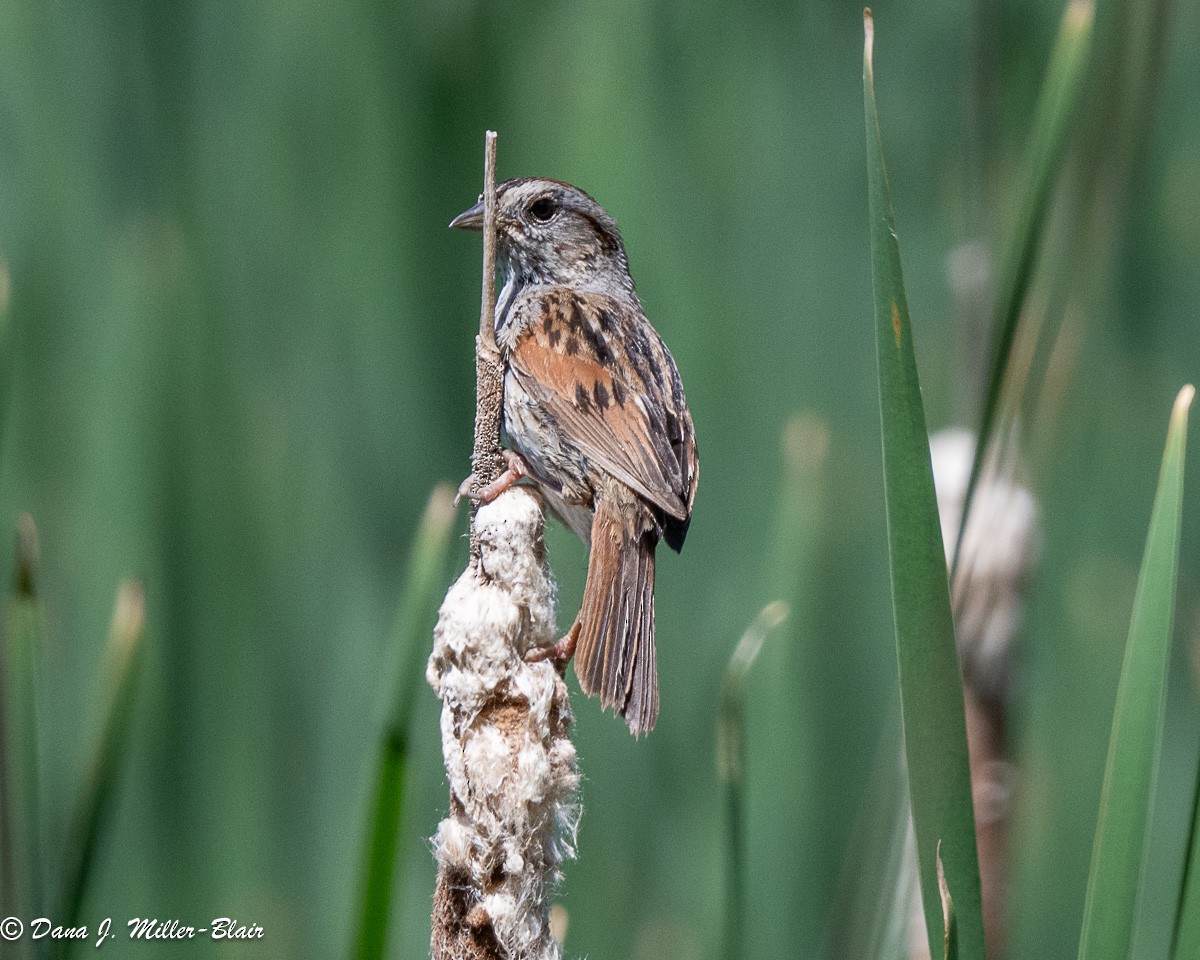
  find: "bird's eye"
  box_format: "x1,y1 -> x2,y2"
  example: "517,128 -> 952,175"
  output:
528,197 -> 558,223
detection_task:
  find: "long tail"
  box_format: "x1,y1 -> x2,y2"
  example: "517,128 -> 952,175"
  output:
574,494 -> 659,736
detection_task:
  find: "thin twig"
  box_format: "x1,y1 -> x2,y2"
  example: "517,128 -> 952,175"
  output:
468,131 -> 503,566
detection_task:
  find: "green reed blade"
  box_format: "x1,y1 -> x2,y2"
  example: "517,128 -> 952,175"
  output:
819,724 -> 914,960
1175,749 -> 1200,959
56,581 -> 146,959
953,0 -> 1094,579
2,516 -> 44,957
1078,385 -> 1192,960
351,483 -> 456,960
717,601 -> 789,960
864,13 -> 985,960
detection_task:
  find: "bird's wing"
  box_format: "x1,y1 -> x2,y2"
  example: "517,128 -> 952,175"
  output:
507,287 -> 697,525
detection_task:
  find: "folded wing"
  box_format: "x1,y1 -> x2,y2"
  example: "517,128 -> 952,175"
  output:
507,287 -> 698,543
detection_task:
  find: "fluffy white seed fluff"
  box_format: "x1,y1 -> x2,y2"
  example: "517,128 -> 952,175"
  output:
428,487 -> 580,960
930,428 -> 1041,706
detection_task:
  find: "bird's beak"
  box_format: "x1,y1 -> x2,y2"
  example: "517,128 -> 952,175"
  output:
448,198 -> 485,231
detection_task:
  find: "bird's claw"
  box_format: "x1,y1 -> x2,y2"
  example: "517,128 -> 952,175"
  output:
453,474 -> 475,507
455,452 -> 531,507
526,622 -> 580,674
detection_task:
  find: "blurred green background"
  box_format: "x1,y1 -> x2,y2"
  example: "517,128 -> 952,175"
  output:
0,0 -> 1197,957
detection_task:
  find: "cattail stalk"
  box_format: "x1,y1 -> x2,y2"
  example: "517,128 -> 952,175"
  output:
468,132 -> 504,566
428,132 -> 580,960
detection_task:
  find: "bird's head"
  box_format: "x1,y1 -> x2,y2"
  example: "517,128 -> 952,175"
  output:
450,178 -> 630,289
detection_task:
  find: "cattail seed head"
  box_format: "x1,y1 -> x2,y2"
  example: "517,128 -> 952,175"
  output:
428,487 -> 580,960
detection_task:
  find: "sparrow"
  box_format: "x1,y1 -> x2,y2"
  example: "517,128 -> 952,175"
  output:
451,178 -> 698,735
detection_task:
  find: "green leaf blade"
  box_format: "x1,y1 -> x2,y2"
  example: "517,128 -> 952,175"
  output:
1079,385 -> 1192,960
717,601 -> 789,960
954,0 -> 1095,575
57,581 -> 147,960
863,13 -> 986,960
351,483 -> 457,960
1175,761 -> 1200,959
2,516 -> 44,954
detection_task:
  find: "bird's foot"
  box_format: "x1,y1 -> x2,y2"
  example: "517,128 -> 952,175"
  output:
526,621 -> 579,674
455,451 -> 531,506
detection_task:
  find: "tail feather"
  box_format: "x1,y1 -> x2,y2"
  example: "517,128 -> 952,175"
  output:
624,551 -> 658,732
575,496 -> 659,735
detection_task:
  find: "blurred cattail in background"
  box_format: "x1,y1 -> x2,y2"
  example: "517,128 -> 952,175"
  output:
931,429 -> 1042,714
904,428 -> 1041,959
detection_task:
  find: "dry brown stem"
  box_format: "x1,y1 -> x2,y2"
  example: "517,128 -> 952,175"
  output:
430,132 -> 579,960
468,131 -> 504,566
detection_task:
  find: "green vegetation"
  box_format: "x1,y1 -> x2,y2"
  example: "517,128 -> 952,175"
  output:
1079,387 -> 1191,960
864,13 -> 985,958
953,0 -> 1094,574
718,601 -> 789,960
2,519 -> 145,960
351,485 -> 456,960
56,581 -> 147,956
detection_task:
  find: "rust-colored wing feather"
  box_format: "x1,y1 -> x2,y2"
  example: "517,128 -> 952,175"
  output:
507,287 -> 698,544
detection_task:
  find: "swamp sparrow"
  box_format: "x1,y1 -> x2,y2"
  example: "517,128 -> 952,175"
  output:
451,178 -> 698,735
